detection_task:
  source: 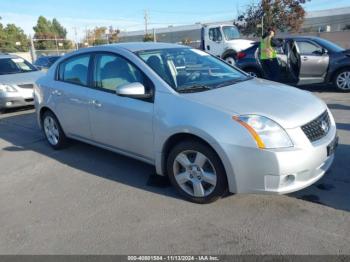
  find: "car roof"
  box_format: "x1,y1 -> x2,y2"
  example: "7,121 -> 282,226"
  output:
284,36 -> 324,41
86,42 -> 188,52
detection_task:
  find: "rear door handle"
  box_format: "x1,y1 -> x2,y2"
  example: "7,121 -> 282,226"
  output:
91,100 -> 102,108
302,56 -> 308,61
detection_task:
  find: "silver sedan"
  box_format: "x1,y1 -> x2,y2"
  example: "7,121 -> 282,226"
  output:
35,43 -> 338,203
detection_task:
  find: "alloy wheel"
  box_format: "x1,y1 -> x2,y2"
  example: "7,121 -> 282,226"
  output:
172,150 -> 217,198
43,116 -> 60,146
336,71 -> 350,90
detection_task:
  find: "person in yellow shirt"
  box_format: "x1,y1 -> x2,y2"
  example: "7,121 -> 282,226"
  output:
260,28 -> 280,82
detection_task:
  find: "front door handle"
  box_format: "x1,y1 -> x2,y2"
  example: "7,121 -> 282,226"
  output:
207,45 -> 210,51
91,100 -> 102,108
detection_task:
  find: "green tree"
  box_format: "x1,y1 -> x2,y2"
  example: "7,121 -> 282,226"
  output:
52,18 -> 67,38
33,16 -> 72,50
235,0 -> 310,36
0,17 -> 29,52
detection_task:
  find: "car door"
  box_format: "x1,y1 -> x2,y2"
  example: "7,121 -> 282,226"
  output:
88,52 -> 154,161
53,53 -> 93,139
205,27 -> 223,57
295,40 -> 329,85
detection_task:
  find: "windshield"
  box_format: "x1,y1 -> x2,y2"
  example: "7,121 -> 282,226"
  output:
222,26 -> 240,41
137,48 -> 249,92
0,57 -> 37,75
316,38 -> 345,52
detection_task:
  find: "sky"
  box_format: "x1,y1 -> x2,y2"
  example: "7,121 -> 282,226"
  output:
1,0 -> 350,41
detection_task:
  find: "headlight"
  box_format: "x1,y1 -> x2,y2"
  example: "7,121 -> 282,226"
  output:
0,84 -> 18,93
233,115 -> 293,149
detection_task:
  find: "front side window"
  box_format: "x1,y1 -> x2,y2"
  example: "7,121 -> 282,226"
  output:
58,55 -> 90,86
0,57 -> 37,75
222,26 -> 240,41
209,27 -> 222,42
296,41 -> 323,55
94,54 -> 146,92
137,48 -> 249,93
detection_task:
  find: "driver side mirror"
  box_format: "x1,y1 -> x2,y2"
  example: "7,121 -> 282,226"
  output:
313,48 -> 328,55
116,82 -> 152,99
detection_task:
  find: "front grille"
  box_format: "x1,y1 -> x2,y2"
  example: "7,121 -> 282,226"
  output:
18,84 -> 33,89
301,111 -> 330,142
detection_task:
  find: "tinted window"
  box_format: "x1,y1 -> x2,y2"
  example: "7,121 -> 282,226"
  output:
94,54 -> 146,92
0,57 -> 37,75
58,55 -> 90,86
209,27 -> 222,42
296,41 -> 322,55
34,57 -> 48,67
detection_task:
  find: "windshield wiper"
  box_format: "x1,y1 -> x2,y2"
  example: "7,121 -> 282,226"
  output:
214,77 -> 253,88
177,85 -> 211,93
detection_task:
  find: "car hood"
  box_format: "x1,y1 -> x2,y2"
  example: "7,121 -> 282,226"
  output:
184,78 -> 327,129
0,71 -> 45,85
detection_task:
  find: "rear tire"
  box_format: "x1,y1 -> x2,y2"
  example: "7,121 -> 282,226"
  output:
224,55 -> 236,66
333,68 -> 350,92
42,110 -> 67,150
167,140 -> 228,204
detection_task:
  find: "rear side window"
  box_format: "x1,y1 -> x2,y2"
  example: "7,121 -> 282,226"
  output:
58,55 -> 90,86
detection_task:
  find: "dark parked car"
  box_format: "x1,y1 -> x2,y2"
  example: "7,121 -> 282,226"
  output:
235,36 -> 350,92
33,55 -> 60,70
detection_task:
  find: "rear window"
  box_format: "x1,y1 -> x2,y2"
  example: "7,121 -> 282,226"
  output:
58,55 -> 90,86
0,58 -> 37,75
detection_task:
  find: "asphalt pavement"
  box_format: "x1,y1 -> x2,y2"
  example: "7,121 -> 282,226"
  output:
0,88 -> 349,255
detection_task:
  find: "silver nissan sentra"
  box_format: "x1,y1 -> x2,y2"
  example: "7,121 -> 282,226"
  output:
35,43 -> 338,203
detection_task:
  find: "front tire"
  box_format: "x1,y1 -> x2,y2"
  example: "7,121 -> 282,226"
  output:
167,140 -> 228,204
334,69 -> 350,92
42,110 -> 67,150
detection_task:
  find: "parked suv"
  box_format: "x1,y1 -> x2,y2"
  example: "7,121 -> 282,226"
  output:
0,54 -> 44,111
235,36 -> 350,92
35,43 -> 337,203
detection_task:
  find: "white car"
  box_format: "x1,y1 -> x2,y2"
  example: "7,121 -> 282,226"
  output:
0,54 -> 44,111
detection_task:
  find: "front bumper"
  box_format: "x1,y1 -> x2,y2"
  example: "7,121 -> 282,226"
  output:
222,119 -> 337,194
0,96 -> 34,109
0,88 -> 34,109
